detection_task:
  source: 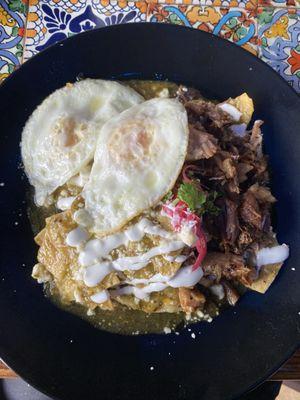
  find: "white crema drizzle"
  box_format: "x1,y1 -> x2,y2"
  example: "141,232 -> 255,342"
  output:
65,217 -> 205,303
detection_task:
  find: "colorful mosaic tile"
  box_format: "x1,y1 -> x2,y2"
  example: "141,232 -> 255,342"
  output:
258,0 -> 300,9
147,4 -> 258,54
24,0 -> 147,60
1,0 -> 299,94
146,0 -> 257,10
258,7 -> 300,91
0,0 -> 27,83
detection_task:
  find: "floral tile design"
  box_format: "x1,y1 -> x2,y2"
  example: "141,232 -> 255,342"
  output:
0,0 -> 27,83
258,0 -> 300,9
146,0 -> 258,10
24,0 -> 147,60
258,7 -> 300,91
147,4 -> 258,54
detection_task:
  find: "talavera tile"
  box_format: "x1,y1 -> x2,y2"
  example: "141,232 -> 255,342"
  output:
24,0 -> 147,60
258,7 -> 300,91
146,0 -> 258,10
258,0 -> 300,10
0,0 -> 27,83
147,4 -> 258,54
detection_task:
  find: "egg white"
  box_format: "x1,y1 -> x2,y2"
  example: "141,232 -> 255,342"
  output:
21,79 -> 144,206
83,98 -> 189,235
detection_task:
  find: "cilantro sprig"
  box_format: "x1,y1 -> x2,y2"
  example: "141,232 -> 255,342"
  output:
177,182 -> 206,211
177,182 -> 220,216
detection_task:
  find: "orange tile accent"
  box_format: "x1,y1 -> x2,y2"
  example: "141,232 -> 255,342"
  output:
245,0 -> 258,12
213,0 -> 222,6
136,1 -> 148,13
29,0 -> 39,5
28,12 -> 38,22
242,43 -> 257,55
118,0 -> 128,9
26,28 -> 37,38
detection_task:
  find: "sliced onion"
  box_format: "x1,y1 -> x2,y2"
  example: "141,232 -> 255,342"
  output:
218,103 -> 242,122
230,123 -> 247,137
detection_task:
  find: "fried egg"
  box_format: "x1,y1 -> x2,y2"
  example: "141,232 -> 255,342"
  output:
83,98 -> 189,235
21,79 -> 144,206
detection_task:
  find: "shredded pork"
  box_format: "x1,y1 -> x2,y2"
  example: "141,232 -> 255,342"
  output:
177,86 -> 276,293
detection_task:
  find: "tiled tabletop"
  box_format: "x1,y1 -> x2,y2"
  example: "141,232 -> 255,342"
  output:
0,0 -> 299,90
0,0 -> 299,381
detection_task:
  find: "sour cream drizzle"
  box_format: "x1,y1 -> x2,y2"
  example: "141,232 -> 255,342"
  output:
109,264 -> 203,300
256,244 -> 289,268
110,282 -> 168,300
83,240 -> 185,287
66,218 -> 204,303
90,290 -> 110,304
66,226 -> 89,247
75,217 -> 178,267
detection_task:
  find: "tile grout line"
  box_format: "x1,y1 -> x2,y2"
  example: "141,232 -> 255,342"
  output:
21,1 -> 30,64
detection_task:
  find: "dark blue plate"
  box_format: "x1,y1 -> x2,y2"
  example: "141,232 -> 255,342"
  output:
0,23 -> 299,400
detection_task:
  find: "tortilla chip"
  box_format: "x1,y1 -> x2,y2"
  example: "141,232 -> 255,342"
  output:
245,262 -> 283,294
227,93 -> 254,125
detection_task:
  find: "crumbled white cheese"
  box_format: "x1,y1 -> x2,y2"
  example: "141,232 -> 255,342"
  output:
56,196 -> 76,211
73,289 -> 83,304
210,284 -> 225,300
185,313 -> 192,320
178,223 -> 197,247
32,263 -> 52,284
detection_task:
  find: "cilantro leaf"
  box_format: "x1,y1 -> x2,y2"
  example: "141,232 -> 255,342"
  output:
177,183 -> 221,216
177,182 -> 206,211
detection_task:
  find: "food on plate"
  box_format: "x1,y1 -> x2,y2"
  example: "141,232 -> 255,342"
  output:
22,79 -> 289,334
83,98 -> 188,235
21,79 -> 143,206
